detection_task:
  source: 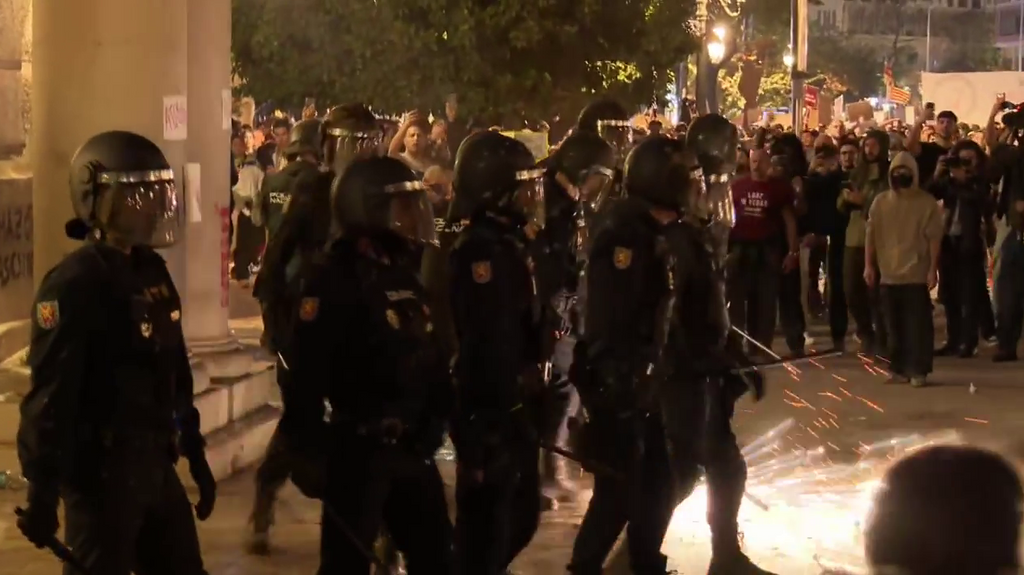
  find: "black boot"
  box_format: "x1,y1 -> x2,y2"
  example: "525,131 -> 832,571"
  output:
707,551 -> 778,575
247,488 -> 276,555
993,349 -> 1019,363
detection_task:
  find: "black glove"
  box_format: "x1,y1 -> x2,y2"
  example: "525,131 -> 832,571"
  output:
186,451 -> 217,520
17,485 -> 59,548
726,369 -> 765,402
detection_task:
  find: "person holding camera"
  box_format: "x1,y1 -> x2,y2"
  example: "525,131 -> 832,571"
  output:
929,142 -> 996,358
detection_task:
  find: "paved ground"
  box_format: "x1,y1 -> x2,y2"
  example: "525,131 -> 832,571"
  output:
2,310 -> 1024,574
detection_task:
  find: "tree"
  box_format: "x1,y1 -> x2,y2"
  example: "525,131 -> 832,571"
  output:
932,9 -> 1002,72
232,0 -> 700,122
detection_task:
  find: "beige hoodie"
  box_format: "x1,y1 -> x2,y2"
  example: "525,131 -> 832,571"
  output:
865,152 -> 944,285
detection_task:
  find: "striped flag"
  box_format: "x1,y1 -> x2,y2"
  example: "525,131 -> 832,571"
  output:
887,85 -> 911,105
883,60 -> 910,104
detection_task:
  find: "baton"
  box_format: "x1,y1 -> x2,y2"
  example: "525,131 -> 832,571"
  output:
14,507 -> 94,575
320,500 -> 386,568
537,440 -> 625,480
731,349 -> 844,374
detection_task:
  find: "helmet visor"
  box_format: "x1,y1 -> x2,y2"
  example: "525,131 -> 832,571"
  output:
704,172 -> 735,229
328,128 -> 385,170
385,181 -> 437,246
97,169 -> 180,248
580,165 -> 615,213
514,168 -> 546,235
597,119 -> 631,163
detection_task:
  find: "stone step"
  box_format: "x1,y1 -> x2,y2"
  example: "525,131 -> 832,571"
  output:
177,404 -> 281,485
0,350 -> 279,487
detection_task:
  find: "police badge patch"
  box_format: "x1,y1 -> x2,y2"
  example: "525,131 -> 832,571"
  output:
613,247 -> 632,270
140,322 -> 153,338
472,261 -> 492,284
386,309 -> 400,329
299,297 -> 320,321
36,301 -> 59,329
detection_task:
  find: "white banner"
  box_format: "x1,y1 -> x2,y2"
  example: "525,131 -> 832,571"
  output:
920,71 -> 1024,127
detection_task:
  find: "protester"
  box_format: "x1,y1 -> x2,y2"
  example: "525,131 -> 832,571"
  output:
864,152 -> 944,387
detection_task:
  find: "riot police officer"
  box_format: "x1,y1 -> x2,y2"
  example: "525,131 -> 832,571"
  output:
16,130 -> 216,574
568,136 -> 682,575
447,131 -> 547,574
248,104 -> 384,553
575,135 -> 775,575
251,117 -> 324,243
288,156 -> 454,574
533,128 -> 617,502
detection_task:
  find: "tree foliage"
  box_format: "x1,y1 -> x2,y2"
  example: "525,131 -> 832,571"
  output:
232,0 -> 700,122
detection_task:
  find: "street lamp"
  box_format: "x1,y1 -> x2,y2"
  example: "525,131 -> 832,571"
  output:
707,25 -> 727,65
707,40 -> 727,65
783,49 -> 795,69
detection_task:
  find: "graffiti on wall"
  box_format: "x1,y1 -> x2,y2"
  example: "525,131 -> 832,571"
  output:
0,201 -> 31,289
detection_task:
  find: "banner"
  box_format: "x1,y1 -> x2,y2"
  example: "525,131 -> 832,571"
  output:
921,71 -> 1024,127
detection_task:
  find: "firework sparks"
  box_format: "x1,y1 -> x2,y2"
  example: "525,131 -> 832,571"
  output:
661,418 -> 962,573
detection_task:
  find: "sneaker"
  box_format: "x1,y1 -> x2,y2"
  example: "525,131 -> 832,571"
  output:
884,374 -> 910,385
934,344 -> 957,357
958,347 -> 977,359
910,376 -> 928,388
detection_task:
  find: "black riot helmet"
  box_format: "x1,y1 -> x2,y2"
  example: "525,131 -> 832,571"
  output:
285,118 -> 324,162
67,130 -> 180,248
332,156 -> 436,246
551,131 -> 617,213
623,135 -> 706,215
321,103 -> 383,174
449,131 -> 545,231
577,98 -> 631,160
686,113 -> 740,178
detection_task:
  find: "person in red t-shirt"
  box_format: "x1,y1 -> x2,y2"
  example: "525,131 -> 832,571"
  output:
725,148 -> 800,354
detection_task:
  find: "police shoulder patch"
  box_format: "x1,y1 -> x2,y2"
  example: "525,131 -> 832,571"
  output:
299,297 -> 320,321
386,309 -> 400,329
36,300 -> 59,329
471,261 -> 492,284
613,247 -> 632,270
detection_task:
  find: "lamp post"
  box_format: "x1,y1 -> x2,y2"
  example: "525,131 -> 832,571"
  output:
691,0 -> 746,116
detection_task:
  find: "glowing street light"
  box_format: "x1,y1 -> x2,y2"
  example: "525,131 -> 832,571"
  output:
707,40 -> 727,65
707,24 -> 728,65
783,49 -> 795,69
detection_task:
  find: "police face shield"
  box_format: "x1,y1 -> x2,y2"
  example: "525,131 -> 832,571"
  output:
597,119 -> 631,164
384,181 -> 438,246
579,165 -> 615,212
512,168 -> 546,235
327,127 -> 384,171
704,173 -> 735,229
96,169 -> 181,248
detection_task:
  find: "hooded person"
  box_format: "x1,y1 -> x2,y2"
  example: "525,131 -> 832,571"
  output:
863,152 -> 944,387
838,129 -> 891,355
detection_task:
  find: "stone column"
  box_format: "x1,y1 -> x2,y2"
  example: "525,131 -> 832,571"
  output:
182,0 -> 235,351
31,0 -> 188,286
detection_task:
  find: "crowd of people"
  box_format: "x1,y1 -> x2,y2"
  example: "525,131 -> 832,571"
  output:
13,88 -> 1024,575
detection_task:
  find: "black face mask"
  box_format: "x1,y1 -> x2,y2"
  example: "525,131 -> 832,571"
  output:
891,173 -> 914,189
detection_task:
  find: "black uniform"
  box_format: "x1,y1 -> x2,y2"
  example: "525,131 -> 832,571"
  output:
573,135 -> 774,575
533,111 -> 621,500
568,198 -> 677,575
17,131 -> 215,575
290,156 -> 453,574
447,132 -> 547,574
249,105 -> 385,550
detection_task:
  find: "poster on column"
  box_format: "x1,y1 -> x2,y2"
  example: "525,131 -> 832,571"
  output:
221,89 -> 233,130
163,95 -> 188,141
185,163 -> 202,223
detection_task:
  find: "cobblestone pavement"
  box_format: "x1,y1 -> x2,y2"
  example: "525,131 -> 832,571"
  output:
3,326 -> 1024,574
